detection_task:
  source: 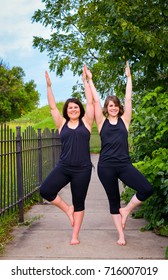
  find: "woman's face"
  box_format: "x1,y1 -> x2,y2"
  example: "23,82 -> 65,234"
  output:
107,100 -> 119,117
67,102 -> 80,120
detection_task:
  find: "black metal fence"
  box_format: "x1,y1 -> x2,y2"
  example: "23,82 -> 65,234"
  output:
0,123 -> 61,222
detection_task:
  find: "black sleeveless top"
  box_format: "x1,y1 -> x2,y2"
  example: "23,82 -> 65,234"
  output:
98,118 -> 131,166
59,119 -> 92,167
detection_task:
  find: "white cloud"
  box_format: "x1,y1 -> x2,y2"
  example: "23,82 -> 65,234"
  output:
0,0 -> 49,57
0,0 -> 79,107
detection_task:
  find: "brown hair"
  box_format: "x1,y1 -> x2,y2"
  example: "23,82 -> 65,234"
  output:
103,95 -> 124,117
62,98 -> 85,120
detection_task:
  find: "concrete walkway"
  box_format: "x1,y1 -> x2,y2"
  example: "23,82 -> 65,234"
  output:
0,154 -> 167,260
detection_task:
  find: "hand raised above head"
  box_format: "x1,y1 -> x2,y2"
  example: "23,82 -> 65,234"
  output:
84,64 -> 92,80
125,61 -> 131,78
82,66 -> 87,82
45,71 -> 52,87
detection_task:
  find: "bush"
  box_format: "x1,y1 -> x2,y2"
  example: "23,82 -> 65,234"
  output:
133,148 -> 168,233
122,87 -> 168,235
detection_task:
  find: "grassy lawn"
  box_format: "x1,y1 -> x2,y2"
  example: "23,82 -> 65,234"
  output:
90,122 -> 101,153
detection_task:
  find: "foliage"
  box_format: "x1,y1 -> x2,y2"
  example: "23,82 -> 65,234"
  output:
0,61 -> 40,122
32,0 -> 168,97
133,148 -> 168,233
131,87 -> 168,161
123,87 -> 168,234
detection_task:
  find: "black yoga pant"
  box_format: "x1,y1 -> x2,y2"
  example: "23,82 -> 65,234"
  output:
98,163 -> 153,214
40,164 -> 92,212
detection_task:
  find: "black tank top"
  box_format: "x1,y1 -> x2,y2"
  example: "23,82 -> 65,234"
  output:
98,118 -> 131,166
59,119 -> 92,167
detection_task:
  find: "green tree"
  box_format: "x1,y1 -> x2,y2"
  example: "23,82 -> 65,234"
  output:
32,0 -> 168,97
0,61 -> 40,122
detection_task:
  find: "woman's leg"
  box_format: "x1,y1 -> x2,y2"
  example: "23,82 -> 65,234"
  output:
119,194 -> 141,229
70,211 -> 84,245
112,214 -> 126,245
70,168 -> 92,245
119,164 -> 153,229
40,165 -> 74,226
51,195 -> 74,227
98,165 -> 126,245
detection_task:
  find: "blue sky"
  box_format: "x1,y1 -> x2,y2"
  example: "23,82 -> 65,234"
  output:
0,0 -> 79,107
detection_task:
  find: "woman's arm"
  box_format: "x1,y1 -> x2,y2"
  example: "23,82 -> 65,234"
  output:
122,61 -> 132,129
82,65 -> 94,129
84,65 -> 105,132
45,71 -> 64,130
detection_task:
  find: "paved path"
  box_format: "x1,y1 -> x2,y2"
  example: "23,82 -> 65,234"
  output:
0,154 -> 167,260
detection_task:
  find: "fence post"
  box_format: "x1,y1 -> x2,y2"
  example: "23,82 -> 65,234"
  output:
38,128 -> 43,203
51,129 -> 56,168
55,129 -> 61,162
16,126 -> 24,223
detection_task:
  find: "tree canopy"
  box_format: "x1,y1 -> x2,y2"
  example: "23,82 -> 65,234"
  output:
32,0 -> 168,97
0,61 -> 40,122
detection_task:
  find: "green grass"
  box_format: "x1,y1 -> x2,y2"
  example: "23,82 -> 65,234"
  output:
90,122 -> 101,153
8,102 -> 101,152
166,246 -> 168,259
0,213 -> 18,254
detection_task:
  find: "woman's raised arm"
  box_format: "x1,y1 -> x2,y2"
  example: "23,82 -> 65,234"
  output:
45,71 -> 64,130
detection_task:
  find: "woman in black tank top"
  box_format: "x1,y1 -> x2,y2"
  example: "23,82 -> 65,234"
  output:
40,66 -> 94,245
84,63 -> 153,246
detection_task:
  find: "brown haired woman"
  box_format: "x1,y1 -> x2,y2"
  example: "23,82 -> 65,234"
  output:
85,62 -> 153,245
40,66 -> 94,245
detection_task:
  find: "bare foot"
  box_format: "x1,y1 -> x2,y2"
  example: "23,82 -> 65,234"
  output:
70,238 -> 80,245
119,208 -> 129,229
67,205 -> 74,227
117,237 -> 127,246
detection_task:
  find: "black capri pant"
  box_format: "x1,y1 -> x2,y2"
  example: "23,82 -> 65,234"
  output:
98,163 -> 153,214
40,163 -> 92,212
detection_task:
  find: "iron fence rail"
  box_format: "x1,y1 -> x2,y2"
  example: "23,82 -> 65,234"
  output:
0,123 -> 61,222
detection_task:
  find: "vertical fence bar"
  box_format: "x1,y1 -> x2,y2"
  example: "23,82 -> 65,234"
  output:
38,128 -> 43,203
3,124 -> 7,212
55,130 -> 61,162
16,126 -> 24,223
6,125 -> 10,213
0,123 -> 3,213
51,129 -> 55,169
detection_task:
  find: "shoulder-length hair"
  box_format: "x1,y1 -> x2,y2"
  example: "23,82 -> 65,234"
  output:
103,95 -> 124,117
62,98 -> 85,120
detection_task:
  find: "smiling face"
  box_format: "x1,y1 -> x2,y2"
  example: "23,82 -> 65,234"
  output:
63,98 -> 85,121
107,100 -> 120,117
103,95 -> 124,117
67,102 -> 80,120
